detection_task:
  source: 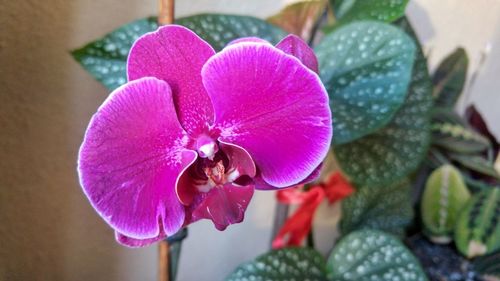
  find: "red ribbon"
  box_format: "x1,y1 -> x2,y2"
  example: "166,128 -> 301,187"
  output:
272,172 -> 355,249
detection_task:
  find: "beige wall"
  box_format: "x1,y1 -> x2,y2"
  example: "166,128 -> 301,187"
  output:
1,0 -> 499,280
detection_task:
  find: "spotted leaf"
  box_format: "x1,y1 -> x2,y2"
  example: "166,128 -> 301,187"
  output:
225,247 -> 328,281
316,21 -> 415,144
71,17 -> 157,90
332,0 -> 409,24
327,229 -> 428,281
340,180 -> 414,238
334,18 -> 432,186
72,15 -> 285,90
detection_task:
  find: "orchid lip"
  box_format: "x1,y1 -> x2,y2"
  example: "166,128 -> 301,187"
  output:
176,139 -> 257,207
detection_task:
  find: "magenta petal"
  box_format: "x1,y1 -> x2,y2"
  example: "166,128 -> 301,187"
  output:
227,37 -> 270,46
78,77 -> 197,239
116,231 -> 165,248
276,34 -> 319,73
127,25 -> 216,136
219,140 -> 256,178
191,184 -> 254,230
202,43 -> 332,187
254,163 -> 323,190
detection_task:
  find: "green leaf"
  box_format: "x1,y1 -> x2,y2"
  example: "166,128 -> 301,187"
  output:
449,153 -> 500,180
463,175 -> 494,193
455,188 -> 500,258
334,18 -> 432,186
316,21 -> 416,144
177,14 -> 286,51
225,247 -> 328,281
71,17 -> 158,90
472,250 -> 500,278
420,165 -> 471,242
433,48 -> 468,108
72,14 -> 285,90
431,109 -> 491,154
340,180 -> 414,238
333,0 -> 409,24
432,123 -> 491,154
327,229 -> 428,281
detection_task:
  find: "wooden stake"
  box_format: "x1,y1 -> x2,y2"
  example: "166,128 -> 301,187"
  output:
158,0 -> 175,25
158,0 -> 174,279
159,240 -> 170,281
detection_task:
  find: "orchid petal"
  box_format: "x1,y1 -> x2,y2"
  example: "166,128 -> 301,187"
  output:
254,163 -> 322,190
191,183 -> 254,230
219,140 -> 256,179
127,25 -> 216,136
202,43 -> 332,187
78,77 -> 197,239
228,37 -> 270,46
276,34 -> 319,73
115,231 -> 165,248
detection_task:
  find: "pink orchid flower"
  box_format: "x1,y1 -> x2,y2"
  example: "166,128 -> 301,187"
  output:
77,25 -> 332,247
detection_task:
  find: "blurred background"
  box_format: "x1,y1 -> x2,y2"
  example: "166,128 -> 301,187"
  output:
1,0 -> 499,280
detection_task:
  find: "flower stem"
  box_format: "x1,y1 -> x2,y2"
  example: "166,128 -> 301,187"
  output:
270,202 -> 289,246
159,240 -> 170,281
307,228 -> 315,248
307,5 -> 329,47
158,0 -> 175,25
159,228 -> 188,281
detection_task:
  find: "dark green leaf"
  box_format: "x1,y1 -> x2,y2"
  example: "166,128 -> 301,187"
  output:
340,180 -> 414,238
472,250 -> 500,278
433,48 -> 468,108
71,17 -> 158,90
426,147 -> 450,169
463,175 -> 494,193
333,0 -> 409,24
72,14 -> 285,90
454,188 -> 500,258
334,18 -> 432,186
316,21 -> 416,144
431,109 -> 491,154
225,247 -> 328,281
431,108 -> 468,126
327,229 -> 428,281
449,153 -> 500,180
432,124 -> 491,154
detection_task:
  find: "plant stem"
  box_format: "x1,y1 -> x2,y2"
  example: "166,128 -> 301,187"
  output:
270,202 -> 289,246
158,0 -> 175,25
308,6 -> 328,46
159,228 -> 188,281
307,228 -> 315,248
159,240 -> 170,281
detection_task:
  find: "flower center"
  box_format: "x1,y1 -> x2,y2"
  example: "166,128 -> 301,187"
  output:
177,140 -> 256,207
204,160 -> 225,186
191,144 -> 248,193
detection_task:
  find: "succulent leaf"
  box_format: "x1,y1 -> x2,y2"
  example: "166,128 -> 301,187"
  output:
421,165 -> 471,243
455,188 -> 500,258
